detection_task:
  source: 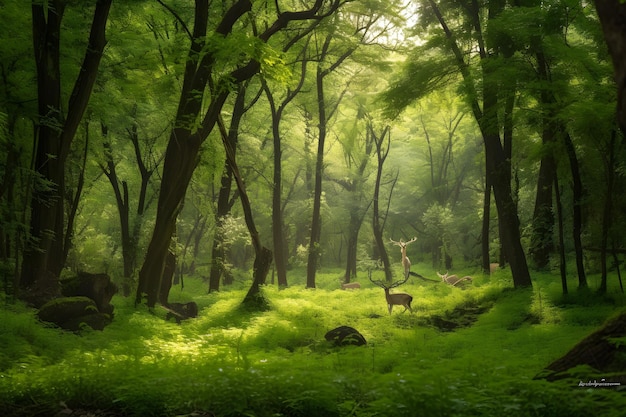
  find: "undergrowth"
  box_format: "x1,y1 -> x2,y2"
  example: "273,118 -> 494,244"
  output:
1,266 -> 625,416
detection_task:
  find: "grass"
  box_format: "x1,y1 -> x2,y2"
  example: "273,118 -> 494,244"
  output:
1,265 -> 625,416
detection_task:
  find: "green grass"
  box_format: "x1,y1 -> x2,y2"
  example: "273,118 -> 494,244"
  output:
1,266 -> 625,416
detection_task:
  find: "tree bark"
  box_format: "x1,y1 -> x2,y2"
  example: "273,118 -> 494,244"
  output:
554,174 -> 568,294
208,84 -> 247,292
371,124 -> 393,283
481,170 -> 492,274
563,133 -> 587,288
594,0 -> 626,133
215,117 -> 273,306
305,64 -> 328,289
22,0 -> 112,303
530,51 -> 557,270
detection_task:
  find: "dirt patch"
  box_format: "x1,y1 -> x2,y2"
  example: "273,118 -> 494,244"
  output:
424,301 -> 494,332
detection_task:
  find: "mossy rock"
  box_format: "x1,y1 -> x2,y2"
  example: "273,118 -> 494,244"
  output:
61,272 -> 117,314
37,296 -> 100,330
62,313 -> 112,331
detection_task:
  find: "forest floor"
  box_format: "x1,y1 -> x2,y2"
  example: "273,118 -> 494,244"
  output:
1,265 -> 625,416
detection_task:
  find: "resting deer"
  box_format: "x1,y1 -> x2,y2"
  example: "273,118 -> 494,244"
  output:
369,270 -> 413,314
341,282 -> 361,290
390,237 -> 417,278
437,271 -> 472,287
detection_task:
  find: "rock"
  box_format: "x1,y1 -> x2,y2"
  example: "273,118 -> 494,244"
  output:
61,272 -> 117,315
535,312 -> 626,382
325,326 -> 366,347
38,296 -> 111,331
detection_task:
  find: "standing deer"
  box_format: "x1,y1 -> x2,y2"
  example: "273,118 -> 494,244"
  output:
390,237 -> 417,278
437,271 -> 472,287
369,270 -> 413,314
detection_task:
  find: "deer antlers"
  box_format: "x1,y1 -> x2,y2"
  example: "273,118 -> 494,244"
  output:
368,269 -> 409,290
389,237 -> 417,248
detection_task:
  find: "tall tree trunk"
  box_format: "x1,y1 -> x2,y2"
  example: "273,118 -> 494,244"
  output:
371,124 -> 393,283
209,84 -> 247,292
305,66 -> 328,289
554,174 -> 568,294
136,131 -> 204,306
481,171 -> 492,274
482,106 -> 531,287
530,51 -> 557,270
344,211 -> 360,282
429,0 -> 531,288
594,0 -> 626,133
564,133 -> 587,288
263,57 -> 308,288
599,130 -> 617,294
100,123 -> 137,296
216,117 -> 273,306
22,1 -> 112,304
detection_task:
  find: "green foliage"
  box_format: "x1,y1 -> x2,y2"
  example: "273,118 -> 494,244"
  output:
1,270 -> 625,416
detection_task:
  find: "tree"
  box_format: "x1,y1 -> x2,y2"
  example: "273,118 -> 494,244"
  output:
208,82 -> 253,292
21,0 -> 113,304
262,49 -> 309,288
370,122 -> 394,283
304,5 -> 388,288
385,0 -> 532,287
595,0 -> 626,133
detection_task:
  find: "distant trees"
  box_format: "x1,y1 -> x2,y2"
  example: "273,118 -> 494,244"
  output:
135,0 -> 347,307
384,0 -> 622,291
2,0 -> 625,307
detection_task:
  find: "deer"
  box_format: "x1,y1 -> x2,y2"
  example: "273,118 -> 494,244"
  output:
390,237 -> 417,279
341,281 -> 361,290
437,271 -> 472,287
368,270 -> 413,314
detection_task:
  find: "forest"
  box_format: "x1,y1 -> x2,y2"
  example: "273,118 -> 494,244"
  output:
1,0 -> 626,416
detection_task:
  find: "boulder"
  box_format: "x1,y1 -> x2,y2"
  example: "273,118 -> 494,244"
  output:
535,312 -> 626,383
325,326 -> 366,347
61,272 -> 117,315
37,296 -> 111,331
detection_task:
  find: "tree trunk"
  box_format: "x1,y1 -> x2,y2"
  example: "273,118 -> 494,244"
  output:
563,133 -> 587,288
594,0 -> 626,133
209,84 -> 247,292
530,51 -> 557,270
22,0 -> 112,303
371,124 -> 393,283
263,69 -> 308,288
481,172 -> 492,274
599,130 -> 617,294
216,118 -> 273,306
554,174 -> 568,294
136,131 -> 203,306
429,0 -> 531,288
306,66 -> 328,289
530,155 -> 555,269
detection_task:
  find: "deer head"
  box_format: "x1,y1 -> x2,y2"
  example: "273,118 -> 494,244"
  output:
368,270 -> 413,314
